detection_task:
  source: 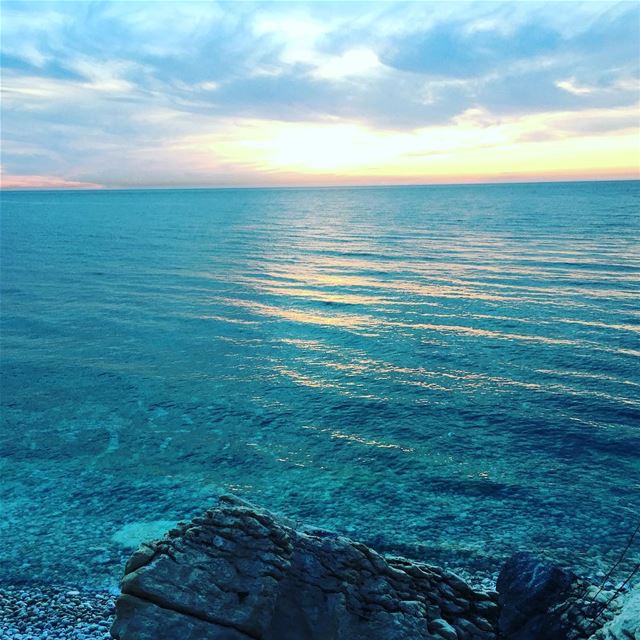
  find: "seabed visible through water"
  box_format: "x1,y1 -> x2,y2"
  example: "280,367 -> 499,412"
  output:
1,181 -> 639,591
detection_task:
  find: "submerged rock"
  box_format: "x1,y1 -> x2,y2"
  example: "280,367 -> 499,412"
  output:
110,495 -> 499,640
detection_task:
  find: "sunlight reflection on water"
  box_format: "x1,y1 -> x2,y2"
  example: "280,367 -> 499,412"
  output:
1,181 -> 639,587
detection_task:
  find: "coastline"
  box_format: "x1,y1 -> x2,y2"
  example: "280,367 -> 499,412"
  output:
2,540 -> 635,639
108,495 -> 637,640
0,584 -> 115,640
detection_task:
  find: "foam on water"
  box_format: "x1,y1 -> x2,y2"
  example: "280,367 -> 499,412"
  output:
1,181 -> 639,588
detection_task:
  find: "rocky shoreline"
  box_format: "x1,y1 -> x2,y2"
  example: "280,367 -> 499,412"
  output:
2,495 -> 637,640
109,495 -> 638,640
0,584 -> 115,640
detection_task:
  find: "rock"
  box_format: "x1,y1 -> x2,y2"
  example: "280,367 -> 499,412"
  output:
593,587 -> 640,640
474,600 -> 499,616
0,584 -> 114,639
429,617 -> 457,639
496,552 -> 578,640
113,594 -> 249,640
110,495 -> 498,640
494,551 -> 630,640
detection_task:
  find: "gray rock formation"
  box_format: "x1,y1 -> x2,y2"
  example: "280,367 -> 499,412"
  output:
110,495 -> 499,640
110,495 -> 637,640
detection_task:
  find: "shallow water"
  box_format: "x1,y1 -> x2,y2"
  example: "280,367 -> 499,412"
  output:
1,181 -> 639,589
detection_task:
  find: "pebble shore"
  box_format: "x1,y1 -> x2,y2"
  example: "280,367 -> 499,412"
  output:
0,585 -> 115,640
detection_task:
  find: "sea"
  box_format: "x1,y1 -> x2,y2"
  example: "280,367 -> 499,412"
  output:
1,181 -> 639,590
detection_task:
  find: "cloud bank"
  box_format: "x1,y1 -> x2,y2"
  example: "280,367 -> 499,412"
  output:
1,1 -> 638,187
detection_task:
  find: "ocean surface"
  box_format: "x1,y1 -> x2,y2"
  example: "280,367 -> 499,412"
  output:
1,181 -> 639,590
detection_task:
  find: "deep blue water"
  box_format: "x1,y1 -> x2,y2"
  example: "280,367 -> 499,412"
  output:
1,181 -> 639,589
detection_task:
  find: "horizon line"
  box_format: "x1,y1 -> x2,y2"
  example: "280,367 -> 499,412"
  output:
2,176 -> 639,194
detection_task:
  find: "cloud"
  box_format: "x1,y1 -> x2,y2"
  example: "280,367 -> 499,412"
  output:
0,171 -> 103,190
380,19 -> 561,78
0,1 -> 638,186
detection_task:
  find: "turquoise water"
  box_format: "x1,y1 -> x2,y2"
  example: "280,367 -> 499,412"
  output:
1,182 -> 639,589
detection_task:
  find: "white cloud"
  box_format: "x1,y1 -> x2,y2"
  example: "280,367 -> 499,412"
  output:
252,13 -> 330,66
556,79 -> 595,96
1,1 -> 638,186
312,48 -> 382,80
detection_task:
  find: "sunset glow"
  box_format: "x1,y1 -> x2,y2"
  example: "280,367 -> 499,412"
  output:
1,1 -> 639,188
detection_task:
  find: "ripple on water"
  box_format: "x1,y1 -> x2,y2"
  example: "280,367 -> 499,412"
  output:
0,182 -> 639,587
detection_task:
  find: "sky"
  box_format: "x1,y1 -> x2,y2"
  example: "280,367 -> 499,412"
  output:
1,0 -> 639,189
